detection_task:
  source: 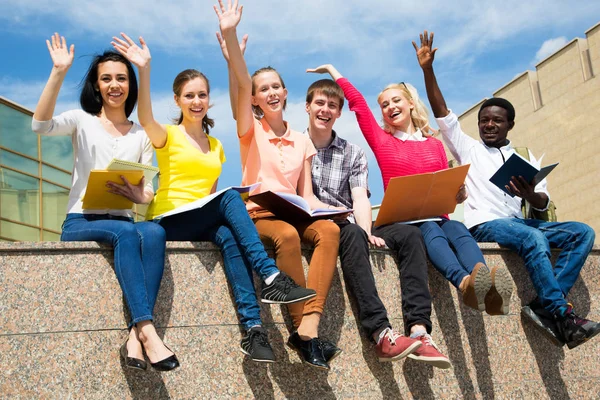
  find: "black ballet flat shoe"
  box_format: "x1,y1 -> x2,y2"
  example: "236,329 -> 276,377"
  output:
149,346 -> 180,372
120,341 -> 148,371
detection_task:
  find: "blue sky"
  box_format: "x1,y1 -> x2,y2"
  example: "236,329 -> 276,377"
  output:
1,0 -> 599,205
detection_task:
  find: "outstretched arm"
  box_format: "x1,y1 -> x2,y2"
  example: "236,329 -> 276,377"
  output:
214,0 -> 254,137
33,33 -> 75,122
413,30 -> 449,118
307,64 -> 385,150
112,33 -> 167,148
216,31 -> 248,121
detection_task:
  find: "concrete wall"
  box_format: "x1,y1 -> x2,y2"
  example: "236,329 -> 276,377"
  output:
1,242 -> 599,399
454,22 -> 600,238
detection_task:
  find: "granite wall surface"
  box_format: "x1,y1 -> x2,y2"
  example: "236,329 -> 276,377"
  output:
1,242 -> 599,399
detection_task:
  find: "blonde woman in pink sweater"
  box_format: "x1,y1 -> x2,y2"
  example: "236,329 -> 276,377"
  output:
308,57 -> 512,319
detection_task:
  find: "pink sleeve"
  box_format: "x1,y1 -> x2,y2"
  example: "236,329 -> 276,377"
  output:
336,78 -> 386,151
305,135 -> 317,160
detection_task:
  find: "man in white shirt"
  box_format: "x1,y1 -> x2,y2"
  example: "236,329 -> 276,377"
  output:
414,31 -> 598,350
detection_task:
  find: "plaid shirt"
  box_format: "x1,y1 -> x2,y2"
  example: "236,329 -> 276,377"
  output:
307,129 -> 369,223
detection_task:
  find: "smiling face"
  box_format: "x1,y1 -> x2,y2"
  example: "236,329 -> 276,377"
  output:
378,88 -> 414,132
96,61 -> 129,110
306,91 -> 342,133
478,105 -> 514,148
251,71 -> 288,116
174,77 -> 210,123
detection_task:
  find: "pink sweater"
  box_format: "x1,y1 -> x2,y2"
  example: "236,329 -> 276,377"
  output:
337,78 -> 450,218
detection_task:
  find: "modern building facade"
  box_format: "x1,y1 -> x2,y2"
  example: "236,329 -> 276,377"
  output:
0,96 -> 72,241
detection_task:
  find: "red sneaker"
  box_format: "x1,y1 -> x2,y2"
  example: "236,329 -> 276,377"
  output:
375,328 -> 422,362
407,334 -> 452,369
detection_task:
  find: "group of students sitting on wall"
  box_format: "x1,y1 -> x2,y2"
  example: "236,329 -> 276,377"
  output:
32,0 -> 598,373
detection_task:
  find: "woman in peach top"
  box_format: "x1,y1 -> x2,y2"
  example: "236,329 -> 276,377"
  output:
215,0 -> 343,369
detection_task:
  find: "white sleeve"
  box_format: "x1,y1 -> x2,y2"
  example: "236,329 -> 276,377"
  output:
528,149 -> 551,210
436,110 -> 479,164
31,109 -> 82,137
139,135 -> 155,193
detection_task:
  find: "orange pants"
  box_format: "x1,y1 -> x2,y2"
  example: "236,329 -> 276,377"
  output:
251,211 -> 340,328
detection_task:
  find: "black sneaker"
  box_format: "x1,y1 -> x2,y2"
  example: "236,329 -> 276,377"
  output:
318,338 -> 343,363
521,298 -> 565,347
261,272 -> 316,304
554,304 -> 600,350
287,331 -> 329,370
240,326 -> 275,363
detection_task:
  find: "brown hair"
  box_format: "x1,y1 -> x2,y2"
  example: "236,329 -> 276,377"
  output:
172,69 -> 215,134
305,79 -> 344,109
251,66 -> 287,118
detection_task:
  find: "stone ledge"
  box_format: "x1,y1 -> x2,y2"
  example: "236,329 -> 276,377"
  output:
1,242 -> 599,399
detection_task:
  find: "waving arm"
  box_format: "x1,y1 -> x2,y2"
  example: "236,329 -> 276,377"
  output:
33,33 -> 75,122
112,33 -> 167,148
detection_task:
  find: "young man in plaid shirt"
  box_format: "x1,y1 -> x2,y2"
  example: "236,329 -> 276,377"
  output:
304,79 -> 450,368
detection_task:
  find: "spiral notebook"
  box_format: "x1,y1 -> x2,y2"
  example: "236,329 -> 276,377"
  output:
107,159 -> 159,183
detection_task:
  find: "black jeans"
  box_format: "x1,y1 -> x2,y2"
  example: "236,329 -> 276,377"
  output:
338,222 -> 391,341
372,223 -> 432,334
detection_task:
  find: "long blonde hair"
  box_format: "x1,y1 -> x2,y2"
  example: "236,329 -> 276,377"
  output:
377,82 -> 437,137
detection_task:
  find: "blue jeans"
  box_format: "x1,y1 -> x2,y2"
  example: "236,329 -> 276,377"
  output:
156,189 -> 279,331
61,213 -> 166,327
417,220 -> 486,288
470,218 -> 595,314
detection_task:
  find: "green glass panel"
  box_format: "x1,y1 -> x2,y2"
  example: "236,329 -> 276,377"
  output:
0,149 -> 39,176
42,164 -> 71,187
42,230 -> 61,241
0,220 -> 40,241
41,135 -> 73,171
0,169 -> 39,226
0,103 -> 38,158
42,182 -> 69,232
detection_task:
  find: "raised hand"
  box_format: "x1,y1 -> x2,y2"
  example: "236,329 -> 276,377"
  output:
306,64 -> 334,75
412,30 -> 437,70
111,33 -> 151,68
214,0 -> 243,34
216,31 -> 248,63
46,33 -> 75,72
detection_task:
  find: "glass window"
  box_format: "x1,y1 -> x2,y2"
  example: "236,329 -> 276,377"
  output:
42,165 -> 72,187
0,169 -> 39,226
42,230 -> 61,241
42,182 -> 69,232
0,220 -> 40,241
41,135 -> 73,171
0,149 -> 39,176
0,103 -> 38,158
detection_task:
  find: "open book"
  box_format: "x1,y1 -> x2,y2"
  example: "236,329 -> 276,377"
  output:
82,170 -> 144,210
156,184 -> 261,219
489,153 -> 558,197
248,191 -> 351,221
374,165 -> 470,227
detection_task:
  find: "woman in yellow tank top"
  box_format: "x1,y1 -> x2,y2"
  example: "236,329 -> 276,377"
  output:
112,33 -> 316,363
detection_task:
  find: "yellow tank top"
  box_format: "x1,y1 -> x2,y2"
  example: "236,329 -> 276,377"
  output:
146,125 -> 226,220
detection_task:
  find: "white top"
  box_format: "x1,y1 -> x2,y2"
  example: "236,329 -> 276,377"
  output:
32,109 -> 154,218
393,128 -> 426,142
436,111 -> 550,229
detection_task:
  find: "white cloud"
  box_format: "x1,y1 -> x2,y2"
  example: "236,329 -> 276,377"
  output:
533,36 -> 569,64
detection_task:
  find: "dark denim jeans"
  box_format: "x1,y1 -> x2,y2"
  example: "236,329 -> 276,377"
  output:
372,223 -> 433,334
337,222 -> 391,340
156,189 -> 279,330
417,219 -> 486,288
61,213 -> 166,327
470,218 -> 595,314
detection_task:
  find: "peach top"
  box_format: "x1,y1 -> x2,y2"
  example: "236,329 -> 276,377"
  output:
240,118 -> 316,211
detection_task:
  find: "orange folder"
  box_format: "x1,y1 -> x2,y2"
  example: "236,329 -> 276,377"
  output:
81,170 -> 144,210
374,165 -> 470,227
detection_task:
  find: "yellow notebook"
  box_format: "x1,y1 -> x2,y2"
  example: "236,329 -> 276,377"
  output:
81,170 -> 144,210
107,159 -> 159,183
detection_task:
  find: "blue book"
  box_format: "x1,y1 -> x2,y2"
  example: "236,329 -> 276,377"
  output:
490,153 -> 559,197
